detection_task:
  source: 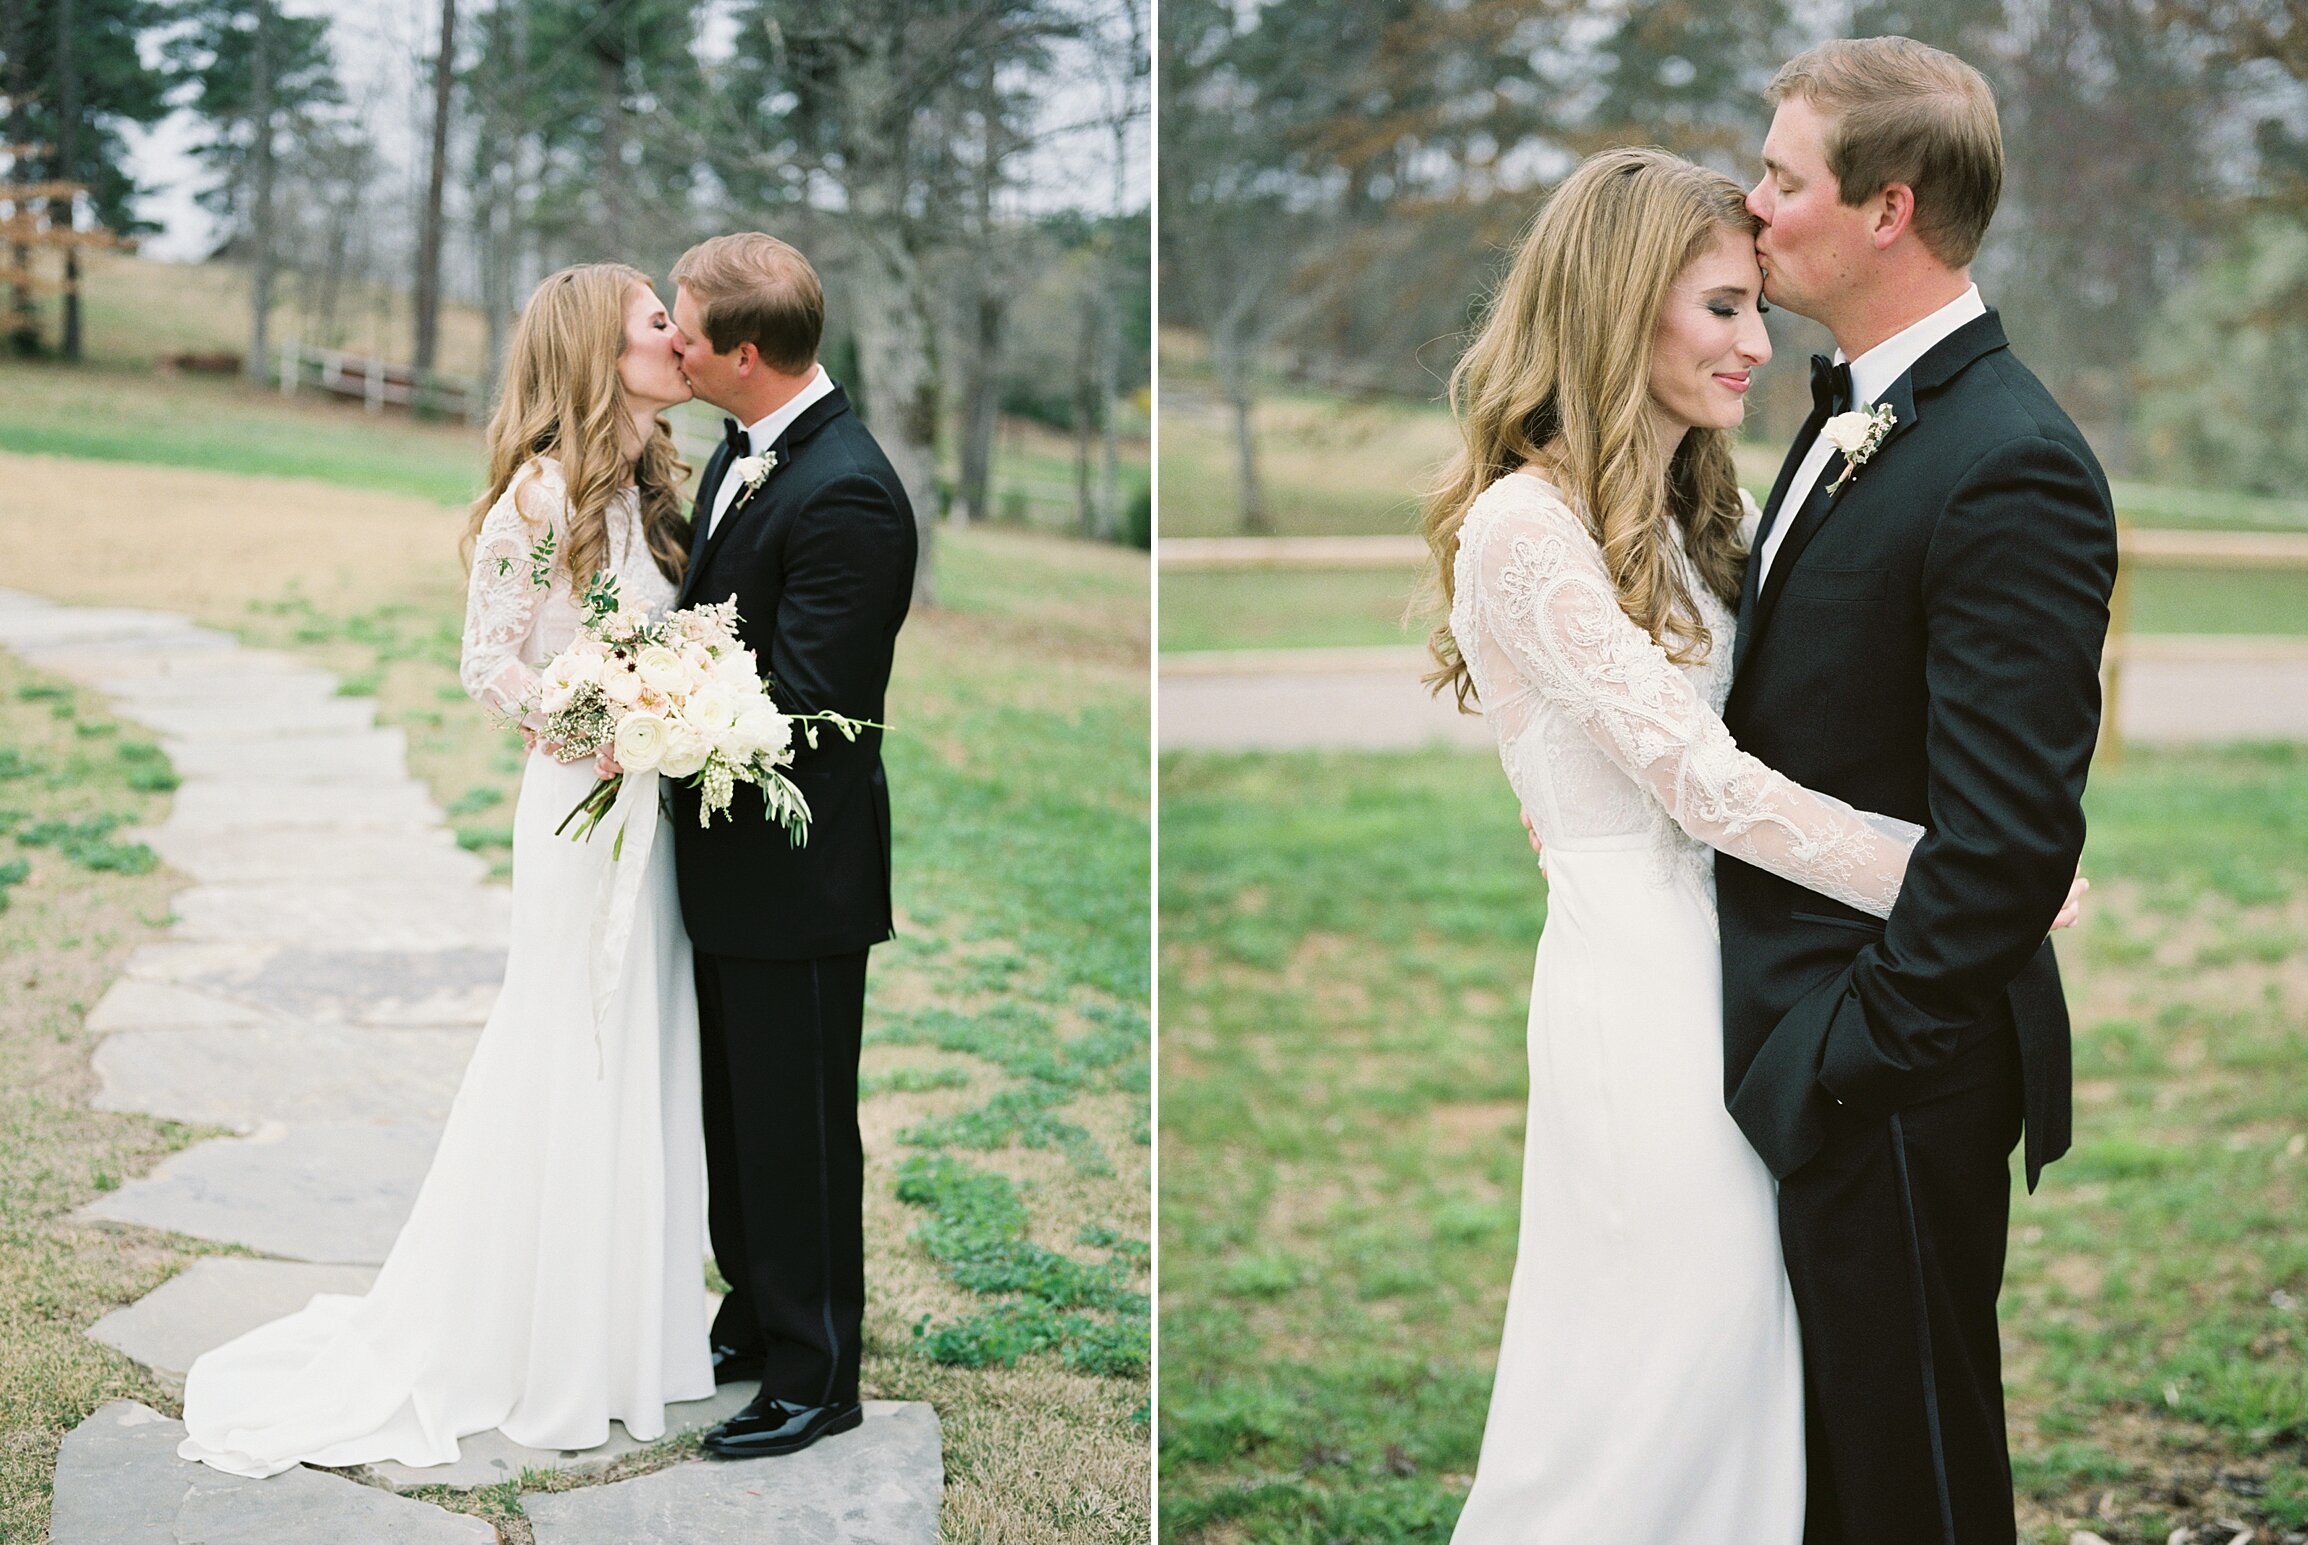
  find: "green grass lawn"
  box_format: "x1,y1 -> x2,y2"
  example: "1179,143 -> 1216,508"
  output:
1158,564 -> 2308,654
1158,744 -> 2308,1543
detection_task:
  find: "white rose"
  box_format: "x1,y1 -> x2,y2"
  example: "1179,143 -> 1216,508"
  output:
710,648 -> 761,694
680,642 -> 713,677
541,679 -> 577,714
733,704 -> 793,765
613,711 -> 668,773
600,661 -> 643,705
658,721 -> 711,778
561,650 -> 604,687
636,646 -> 689,695
1820,411 -> 1875,456
687,686 -> 738,735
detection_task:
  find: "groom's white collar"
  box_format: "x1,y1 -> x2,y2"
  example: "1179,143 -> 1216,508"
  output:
1836,285 -> 1986,408
735,363 -> 836,459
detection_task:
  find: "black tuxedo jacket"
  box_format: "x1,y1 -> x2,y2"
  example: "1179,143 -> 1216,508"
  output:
1718,310 -> 2118,1190
671,386 -> 916,960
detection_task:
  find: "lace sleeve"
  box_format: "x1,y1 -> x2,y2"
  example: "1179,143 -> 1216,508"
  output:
1469,489 -> 1920,917
459,465 -> 561,727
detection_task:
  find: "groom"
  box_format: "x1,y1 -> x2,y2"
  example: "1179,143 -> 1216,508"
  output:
1720,38 -> 2118,1544
664,233 -> 917,1458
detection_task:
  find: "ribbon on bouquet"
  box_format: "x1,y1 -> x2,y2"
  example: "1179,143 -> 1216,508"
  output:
583,768 -> 663,1078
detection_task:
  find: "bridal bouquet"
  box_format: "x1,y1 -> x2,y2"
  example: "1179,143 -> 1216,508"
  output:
531,575 -> 872,845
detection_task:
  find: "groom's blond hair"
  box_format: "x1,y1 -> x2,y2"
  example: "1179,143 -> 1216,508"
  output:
671,233 -> 824,374
1769,37 -> 2003,267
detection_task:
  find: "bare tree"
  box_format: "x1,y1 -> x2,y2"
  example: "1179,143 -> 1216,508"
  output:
414,0 -> 457,373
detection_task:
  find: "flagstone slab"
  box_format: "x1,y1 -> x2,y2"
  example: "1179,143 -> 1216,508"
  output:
100,669 -> 344,705
51,1401 -> 494,1545
87,978 -> 280,1033
123,697 -> 380,741
367,1385 -> 758,1492
92,1026 -> 478,1129
109,944 -> 506,1025
522,1402 -> 942,1545
158,728 -> 412,781
80,1121 -> 442,1264
163,779 -> 444,831
167,882 -> 511,951
85,1259 -> 379,1393
135,825 -> 485,885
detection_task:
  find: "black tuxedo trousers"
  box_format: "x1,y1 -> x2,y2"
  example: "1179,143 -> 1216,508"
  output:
696,949 -> 868,1406
1720,313 -> 2118,1545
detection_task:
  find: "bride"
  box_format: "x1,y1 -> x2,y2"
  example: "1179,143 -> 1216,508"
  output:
1425,149 -> 2073,1538
178,263 -> 716,1476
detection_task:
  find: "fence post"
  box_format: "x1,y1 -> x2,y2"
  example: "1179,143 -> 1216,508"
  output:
365,353 -> 384,415
278,336 -> 295,397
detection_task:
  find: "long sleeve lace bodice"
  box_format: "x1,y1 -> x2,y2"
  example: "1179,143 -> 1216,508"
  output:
1448,472 -> 1920,918
459,457 -> 677,726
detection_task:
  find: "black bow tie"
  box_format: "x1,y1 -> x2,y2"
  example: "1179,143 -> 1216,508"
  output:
1810,354 -> 1855,418
722,417 -> 748,457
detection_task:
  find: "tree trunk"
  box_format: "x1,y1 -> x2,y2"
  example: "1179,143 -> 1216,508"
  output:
5,4 -> 38,356
57,0 -> 82,361
1093,276 -> 1120,541
955,287 -> 1002,526
245,1 -> 277,386
953,64 -> 1004,528
1211,313 -> 1268,534
1074,288 -> 1097,538
596,43 -> 625,259
414,0 -> 457,374
842,37 -> 940,606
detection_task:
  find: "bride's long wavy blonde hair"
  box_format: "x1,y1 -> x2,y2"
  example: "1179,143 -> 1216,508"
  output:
466,262 -> 689,587
1423,147 -> 1756,711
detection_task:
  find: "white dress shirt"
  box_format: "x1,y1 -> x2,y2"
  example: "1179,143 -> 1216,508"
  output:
1752,285 -> 1987,588
706,364 -> 836,539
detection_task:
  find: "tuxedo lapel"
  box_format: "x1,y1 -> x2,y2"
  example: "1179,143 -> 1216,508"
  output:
677,386 -> 856,607
1735,405 -> 1830,676
683,439 -> 737,601
1757,373 -> 1920,617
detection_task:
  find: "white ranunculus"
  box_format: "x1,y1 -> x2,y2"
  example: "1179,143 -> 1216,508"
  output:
636,646 -> 688,694
613,711 -> 669,772
600,662 -> 643,705
658,721 -> 711,778
733,704 -> 793,764
1820,410 -> 1876,456
686,687 -> 738,736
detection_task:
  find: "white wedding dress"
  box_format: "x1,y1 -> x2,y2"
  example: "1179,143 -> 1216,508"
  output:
1444,473 -> 1919,1542
178,457 -> 716,1478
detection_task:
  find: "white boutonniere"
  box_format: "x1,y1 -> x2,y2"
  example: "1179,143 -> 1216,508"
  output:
728,450 -> 780,502
1819,403 -> 1897,499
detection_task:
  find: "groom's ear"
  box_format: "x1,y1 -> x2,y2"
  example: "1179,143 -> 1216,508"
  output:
731,340 -> 761,377
1869,183 -> 1919,251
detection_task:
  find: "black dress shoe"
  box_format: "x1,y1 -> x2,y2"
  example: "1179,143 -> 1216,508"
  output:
701,1395 -> 863,1458
709,1343 -> 765,1384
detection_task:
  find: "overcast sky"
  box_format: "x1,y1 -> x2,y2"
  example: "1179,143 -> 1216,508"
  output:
125,0 -> 1149,262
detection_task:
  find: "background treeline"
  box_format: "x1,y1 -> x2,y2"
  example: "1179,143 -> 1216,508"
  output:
6,0 -> 1151,583
1160,0 -> 2308,528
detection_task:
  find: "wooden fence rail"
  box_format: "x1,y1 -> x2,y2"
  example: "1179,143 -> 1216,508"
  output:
276,338 -> 485,424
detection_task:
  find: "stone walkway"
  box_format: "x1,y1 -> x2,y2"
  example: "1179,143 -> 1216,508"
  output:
0,588 -> 939,1544
1158,640 -> 2308,751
